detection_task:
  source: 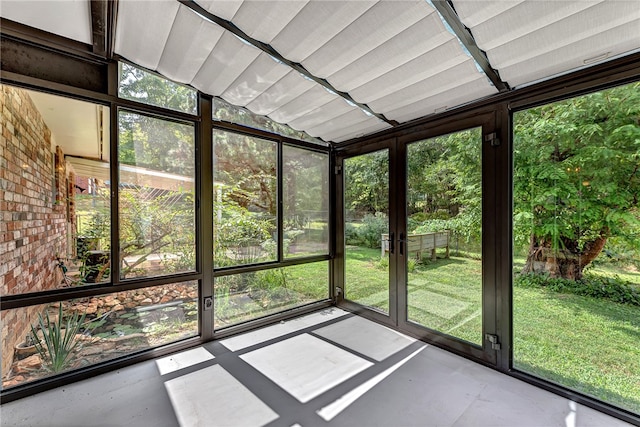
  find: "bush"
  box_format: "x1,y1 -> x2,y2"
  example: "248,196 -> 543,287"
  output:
514,273 -> 640,306
345,222 -> 359,245
353,213 -> 388,249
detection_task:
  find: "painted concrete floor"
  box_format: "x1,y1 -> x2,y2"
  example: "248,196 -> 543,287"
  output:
1,308 -> 633,427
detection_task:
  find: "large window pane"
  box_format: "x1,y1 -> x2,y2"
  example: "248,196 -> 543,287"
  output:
513,82 -> 640,414
407,128 -> 483,345
344,150 -> 389,313
1,281 -> 198,389
283,146 -> 329,258
1,85 -> 111,295
212,97 -> 324,145
213,131 -> 277,268
214,262 -> 329,329
118,111 -> 195,279
118,63 -> 197,115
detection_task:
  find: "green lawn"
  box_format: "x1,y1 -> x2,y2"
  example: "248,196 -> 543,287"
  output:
215,247 -> 640,414
343,247 -> 640,414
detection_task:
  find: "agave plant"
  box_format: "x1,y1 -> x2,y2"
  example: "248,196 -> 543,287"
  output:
31,305 -> 86,372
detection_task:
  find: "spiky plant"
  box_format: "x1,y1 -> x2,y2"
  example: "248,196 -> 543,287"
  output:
31,305 -> 85,372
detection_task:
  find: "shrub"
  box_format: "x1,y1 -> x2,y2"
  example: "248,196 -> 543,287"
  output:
345,223 -> 359,245
355,213 -> 388,249
514,273 -> 640,306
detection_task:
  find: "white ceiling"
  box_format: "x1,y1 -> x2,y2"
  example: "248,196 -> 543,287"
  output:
2,0 -> 640,143
0,0 -> 92,44
25,89 -> 109,162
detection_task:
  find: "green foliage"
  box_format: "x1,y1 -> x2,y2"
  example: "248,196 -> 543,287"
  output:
515,272 -> 640,306
31,305 -> 86,373
513,82 -> 640,271
346,213 -> 388,249
344,150 -> 389,216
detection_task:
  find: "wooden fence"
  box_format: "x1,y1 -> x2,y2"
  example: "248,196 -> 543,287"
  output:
381,231 -> 450,260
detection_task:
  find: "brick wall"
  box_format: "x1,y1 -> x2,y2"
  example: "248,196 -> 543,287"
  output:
1,86 -> 69,377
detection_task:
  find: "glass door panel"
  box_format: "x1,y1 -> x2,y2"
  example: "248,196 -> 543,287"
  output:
344,149 -> 390,313
406,127 -> 483,345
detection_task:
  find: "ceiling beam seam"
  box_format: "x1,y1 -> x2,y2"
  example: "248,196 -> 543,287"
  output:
177,0 -> 400,127
432,0 -> 510,92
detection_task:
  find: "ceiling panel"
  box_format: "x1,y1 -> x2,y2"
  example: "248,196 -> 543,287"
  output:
0,0 -> 91,44
323,119 -> 391,143
497,20 -> 640,87
306,108 -> 376,137
269,1 -> 377,62
267,86 -> 338,124
453,0 -> 640,87
202,0 -> 243,21
385,77 -> 496,123
246,70 -> 317,116
328,16 -> 453,93
288,98 -> 354,131
221,53 -> 291,107
349,40 -> 467,104
14,0 -> 633,144
368,60 -> 489,113
231,0 -> 310,43
115,0 -> 180,70
157,6 -> 225,84
190,32 -> 261,96
300,1 -> 430,79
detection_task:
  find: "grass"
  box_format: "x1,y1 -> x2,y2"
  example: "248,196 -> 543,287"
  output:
212,245 -> 640,414
513,286 -> 640,413
344,246 -> 639,414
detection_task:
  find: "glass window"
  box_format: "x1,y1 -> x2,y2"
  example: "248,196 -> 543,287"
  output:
118,111 -> 196,279
118,62 -> 197,115
513,82 -> 640,414
1,281 -> 198,389
214,262 -> 329,329
344,150 -> 389,313
212,97 -> 325,145
283,146 -> 329,258
1,85 -> 111,295
406,128 -> 483,345
213,130 -> 277,268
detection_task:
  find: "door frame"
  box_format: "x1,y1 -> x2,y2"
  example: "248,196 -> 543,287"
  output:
335,110 -> 502,367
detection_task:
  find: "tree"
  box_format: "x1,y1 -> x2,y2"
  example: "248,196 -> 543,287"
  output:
514,82 -> 640,280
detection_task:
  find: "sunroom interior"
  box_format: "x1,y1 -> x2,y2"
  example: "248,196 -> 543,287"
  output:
1,0 -> 639,425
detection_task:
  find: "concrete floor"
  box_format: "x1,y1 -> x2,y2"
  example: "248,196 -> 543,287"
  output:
1,308 -> 633,427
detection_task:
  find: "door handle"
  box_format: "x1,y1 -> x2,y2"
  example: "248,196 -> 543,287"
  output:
399,232 -> 405,256
389,231 -> 395,254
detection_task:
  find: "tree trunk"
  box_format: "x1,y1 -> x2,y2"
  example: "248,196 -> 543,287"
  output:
522,233 -> 607,280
